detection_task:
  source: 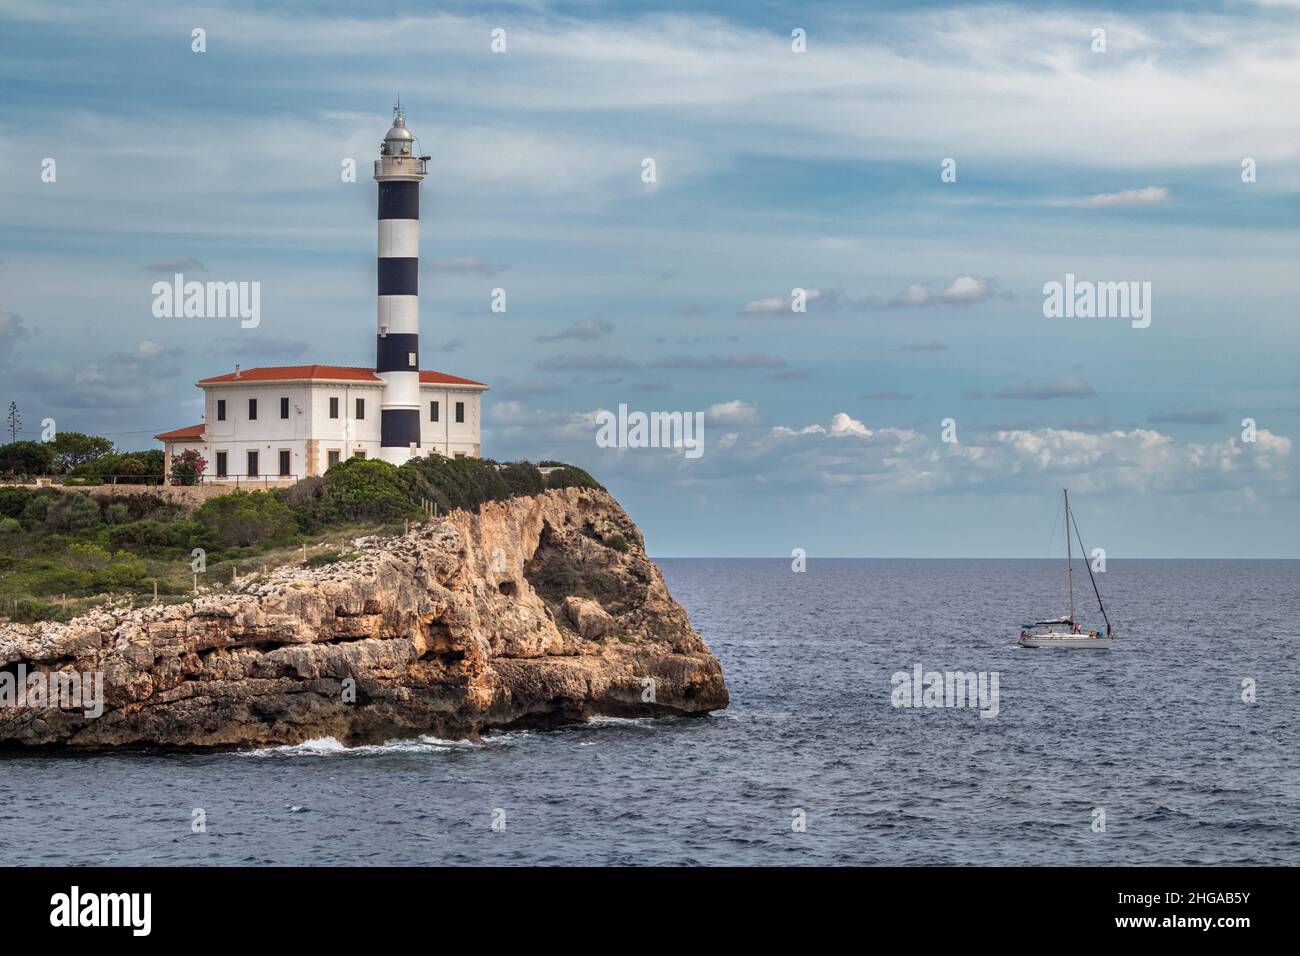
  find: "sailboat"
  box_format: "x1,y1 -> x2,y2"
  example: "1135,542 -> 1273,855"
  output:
1018,489 -> 1114,649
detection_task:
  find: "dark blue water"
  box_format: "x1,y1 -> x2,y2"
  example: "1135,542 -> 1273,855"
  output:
2,559 -> 1296,865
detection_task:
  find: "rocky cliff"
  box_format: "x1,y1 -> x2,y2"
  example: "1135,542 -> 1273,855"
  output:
0,487 -> 728,748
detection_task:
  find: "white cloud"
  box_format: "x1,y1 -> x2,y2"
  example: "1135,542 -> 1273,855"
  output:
1079,186 -> 1171,208
759,417 -> 1293,495
741,296 -> 792,314
483,394 -> 1293,499
705,400 -> 760,425
741,289 -> 838,314
889,275 -> 995,307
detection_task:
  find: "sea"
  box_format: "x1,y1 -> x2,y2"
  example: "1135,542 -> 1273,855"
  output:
2,559 -> 1296,866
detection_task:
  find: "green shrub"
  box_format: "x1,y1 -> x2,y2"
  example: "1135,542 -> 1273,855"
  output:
105,518 -> 206,554
499,461 -> 545,497
399,454 -> 520,514
10,598 -> 68,623
45,491 -> 101,533
192,491 -> 297,549
169,520 -> 212,551
316,459 -> 420,524
31,568 -> 93,594
0,486 -> 32,518
90,493 -> 184,523
277,476 -> 324,509
103,502 -> 131,525
545,465 -> 604,492
277,456 -> 605,531
106,518 -> 171,552
0,516 -> 20,535
94,551 -> 148,589
20,495 -> 51,528
604,533 -> 630,553
220,546 -> 260,561
276,476 -> 329,532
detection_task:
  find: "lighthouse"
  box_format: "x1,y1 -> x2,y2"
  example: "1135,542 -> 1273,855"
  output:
374,102 -> 429,464
155,104 -> 489,479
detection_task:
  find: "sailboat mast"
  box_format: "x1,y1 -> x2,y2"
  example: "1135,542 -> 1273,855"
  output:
1071,507 -> 1112,637
1064,488 -> 1075,623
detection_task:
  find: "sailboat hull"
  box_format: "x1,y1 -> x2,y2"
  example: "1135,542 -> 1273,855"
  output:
1019,633 -> 1113,649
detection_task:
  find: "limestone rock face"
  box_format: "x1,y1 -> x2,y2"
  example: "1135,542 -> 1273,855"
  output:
0,488 -> 728,748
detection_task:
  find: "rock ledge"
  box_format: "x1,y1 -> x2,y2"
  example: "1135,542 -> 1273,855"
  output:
0,488 -> 728,747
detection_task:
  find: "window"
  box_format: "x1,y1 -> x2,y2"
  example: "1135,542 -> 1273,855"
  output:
247,450 -> 259,477
215,451 -> 228,477
280,397 -> 289,419
278,450 -> 291,476
216,399 -> 226,421
329,397 -> 339,419
355,398 -> 365,420
248,398 -> 258,421
408,352 -> 416,367
327,450 -> 341,469
430,401 -> 439,422
454,452 -> 466,459
353,450 -> 367,459
455,401 -> 465,424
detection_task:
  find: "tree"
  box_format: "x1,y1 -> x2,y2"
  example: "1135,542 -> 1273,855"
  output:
69,450 -> 164,484
170,449 -> 207,485
0,440 -> 55,476
49,432 -> 113,473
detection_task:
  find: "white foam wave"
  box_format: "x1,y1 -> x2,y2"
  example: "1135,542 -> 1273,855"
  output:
236,717 -> 669,757
584,716 -> 658,728
236,731 -> 537,757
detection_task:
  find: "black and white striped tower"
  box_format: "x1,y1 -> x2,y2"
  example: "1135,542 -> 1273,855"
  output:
374,102 -> 428,464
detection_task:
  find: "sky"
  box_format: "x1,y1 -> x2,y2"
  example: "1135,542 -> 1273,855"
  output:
0,0 -> 1297,557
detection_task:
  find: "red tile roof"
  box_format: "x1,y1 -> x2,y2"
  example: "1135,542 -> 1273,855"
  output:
197,365 -> 488,387
420,369 -> 488,387
155,424 -> 206,441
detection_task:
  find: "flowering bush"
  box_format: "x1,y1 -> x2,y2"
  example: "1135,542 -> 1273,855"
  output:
170,449 -> 207,486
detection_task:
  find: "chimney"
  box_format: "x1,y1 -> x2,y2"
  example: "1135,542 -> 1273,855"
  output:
234,364 -> 241,380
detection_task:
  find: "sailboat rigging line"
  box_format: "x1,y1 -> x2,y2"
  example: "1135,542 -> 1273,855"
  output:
1069,507 -> 1111,636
